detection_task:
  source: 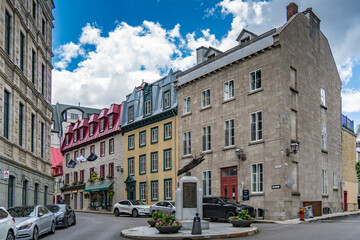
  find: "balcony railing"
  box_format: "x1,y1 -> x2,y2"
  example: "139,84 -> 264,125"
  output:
341,114 -> 354,132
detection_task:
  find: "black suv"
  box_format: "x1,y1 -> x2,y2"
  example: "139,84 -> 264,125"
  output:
203,196 -> 255,222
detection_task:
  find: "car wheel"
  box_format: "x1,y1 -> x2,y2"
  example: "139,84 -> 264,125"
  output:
6,230 -> 14,240
210,218 -> 218,222
32,227 -> 39,240
73,217 -> 77,225
114,208 -> 120,217
50,221 -> 56,234
225,211 -> 236,222
64,217 -> 69,228
132,209 -> 138,217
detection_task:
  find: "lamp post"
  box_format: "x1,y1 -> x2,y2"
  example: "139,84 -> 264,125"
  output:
235,148 -> 247,161
286,142 -> 299,156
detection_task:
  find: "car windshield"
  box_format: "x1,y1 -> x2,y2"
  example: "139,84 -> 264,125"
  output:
220,197 -> 240,205
46,205 -> 66,213
8,207 -> 36,218
130,200 -> 145,205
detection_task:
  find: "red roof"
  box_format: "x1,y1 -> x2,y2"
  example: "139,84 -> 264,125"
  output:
108,104 -> 120,115
51,148 -> 63,168
61,102 -> 124,153
79,118 -> 89,128
73,120 -> 80,130
99,108 -> 109,119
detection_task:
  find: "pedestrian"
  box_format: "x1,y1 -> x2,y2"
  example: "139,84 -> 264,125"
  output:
59,197 -> 65,204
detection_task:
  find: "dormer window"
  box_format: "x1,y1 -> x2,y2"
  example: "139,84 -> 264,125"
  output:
145,100 -> 151,116
100,119 -> 104,132
89,124 -> 94,136
109,115 -> 113,129
66,135 -> 69,145
163,91 -> 171,109
241,36 -> 250,44
207,53 -> 215,59
74,131 -> 77,142
128,106 -> 134,123
80,128 -> 83,140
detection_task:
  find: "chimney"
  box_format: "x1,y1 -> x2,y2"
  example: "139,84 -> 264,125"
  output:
286,2 -> 298,21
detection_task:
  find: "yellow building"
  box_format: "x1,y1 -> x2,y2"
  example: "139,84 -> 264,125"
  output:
121,70 -> 179,204
341,115 -> 358,211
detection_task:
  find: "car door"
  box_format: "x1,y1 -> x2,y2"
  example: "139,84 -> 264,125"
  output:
163,202 -> 171,214
0,208 -> 12,240
66,205 -> 73,225
212,198 -> 225,218
40,206 -> 52,233
155,202 -> 164,213
37,207 -> 46,235
202,197 -> 212,218
119,201 -> 129,214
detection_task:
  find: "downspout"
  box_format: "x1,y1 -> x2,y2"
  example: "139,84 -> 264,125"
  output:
171,108 -> 177,191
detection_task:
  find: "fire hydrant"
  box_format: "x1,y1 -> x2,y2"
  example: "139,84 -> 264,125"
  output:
299,208 -> 305,221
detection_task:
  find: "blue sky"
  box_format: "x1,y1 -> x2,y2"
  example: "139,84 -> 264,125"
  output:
52,0 -> 360,128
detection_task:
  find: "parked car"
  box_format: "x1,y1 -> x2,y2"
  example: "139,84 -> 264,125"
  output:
113,200 -> 150,217
7,205 -> 55,240
46,204 -> 76,228
0,207 -> 17,240
203,196 -> 255,222
150,201 -> 176,214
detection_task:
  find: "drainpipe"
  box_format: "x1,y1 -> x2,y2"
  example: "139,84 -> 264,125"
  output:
171,108 -> 177,190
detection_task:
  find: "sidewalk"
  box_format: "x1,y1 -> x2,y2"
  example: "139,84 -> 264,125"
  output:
75,209 -> 113,215
254,210 -> 360,225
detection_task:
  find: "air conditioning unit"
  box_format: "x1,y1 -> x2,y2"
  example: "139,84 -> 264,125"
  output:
255,208 -> 264,219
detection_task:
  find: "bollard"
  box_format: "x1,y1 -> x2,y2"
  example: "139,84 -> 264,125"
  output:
191,213 -> 202,235
299,208 -> 305,221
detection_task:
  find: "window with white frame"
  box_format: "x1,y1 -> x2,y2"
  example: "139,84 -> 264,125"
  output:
151,152 -> 158,172
80,128 -> 84,140
151,127 -> 158,143
80,148 -> 85,157
89,124 -> 93,136
140,183 -> 146,201
202,126 -> 211,152
145,99 -> 151,116
151,181 -> 158,201
183,131 -> 191,155
202,171 -> 211,195
250,69 -> 261,91
224,80 -> 234,100
321,88 -> 326,106
128,135 -> 135,149
224,119 -> 235,147
164,123 -> 172,140
251,111 -> 262,141
128,158 -> 134,175
100,119 -> 104,132
109,139 -> 114,154
290,67 -> 297,88
321,124 -> 327,150
109,115 -> 113,129
163,91 -> 171,109
66,135 -> 69,145
128,106 -> 134,122
90,145 -> 95,153
164,179 -> 172,200
164,149 -> 171,170
74,131 -> 77,142
183,96 -> 191,114
139,131 -> 146,147
322,169 -> 328,195
100,142 -> 105,157
333,171 -> 337,189
201,89 -> 211,108
139,155 -> 146,174
251,163 -> 263,193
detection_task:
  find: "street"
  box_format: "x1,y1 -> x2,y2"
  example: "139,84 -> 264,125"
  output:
41,212 -> 360,240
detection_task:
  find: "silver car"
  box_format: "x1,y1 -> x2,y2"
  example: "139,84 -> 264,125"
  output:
150,201 -> 176,215
7,205 -> 55,240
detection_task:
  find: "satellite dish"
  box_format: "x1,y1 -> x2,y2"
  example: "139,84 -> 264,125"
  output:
286,177 -> 295,187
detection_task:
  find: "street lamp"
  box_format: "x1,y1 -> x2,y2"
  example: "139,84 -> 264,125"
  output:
235,148 -> 247,161
286,142 -> 299,156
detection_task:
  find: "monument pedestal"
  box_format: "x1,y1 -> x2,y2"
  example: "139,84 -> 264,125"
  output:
180,220 -> 209,230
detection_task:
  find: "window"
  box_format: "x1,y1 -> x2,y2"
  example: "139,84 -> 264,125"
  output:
164,123 -> 172,140
322,169 -> 328,195
74,171 -> 78,183
44,186 -> 48,205
164,179 -> 172,200
290,110 -> 297,140
20,32 -> 25,71
128,158 -> 135,176
31,114 -> 35,152
80,170 -> 84,182
139,131 -> 146,147
65,135 -> 69,145
251,163 -> 263,193
74,151 -> 78,161
145,99 -> 151,116
100,141 -> 105,157
34,183 -> 39,205
224,119 -> 235,147
250,69 -> 261,91
163,91 -> 171,109
108,163 -> 114,177
90,167 -> 94,178
164,149 -> 172,170
201,89 -> 210,108
151,127 -> 158,143
66,154 -> 70,167
80,148 -> 85,157
80,128 -> 83,140
41,64 -> 45,95
183,96 -> 191,114
109,138 -> 114,154
333,171 -> 338,189
89,124 -> 93,136
109,115 -> 113,129
321,88 -> 326,106
5,11 -> 11,55
42,19 -> 45,36
151,152 -> 158,172
41,123 -> 44,158
8,176 -> 15,208
90,145 -> 95,153
128,106 -> 134,122
139,155 -> 146,174
224,80 -> 234,100
151,181 -> 158,201
74,131 -> 77,142
202,126 -> 211,152
202,171 -> 211,195
290,67 -> 296,88
32,50 -> 36,84
128,135 -> 135,150
4,90 -> 10,139
183,131 -> 191,156
22,180 -> 28,206
140,182 -> 146,201
100,119 -> 104,132
251,111 -> 262,141
67,109 -> 82,120
100,165 -> 105,178
32,1 -> 36,19
321,124 -> 327,150
65,173 -> 69,184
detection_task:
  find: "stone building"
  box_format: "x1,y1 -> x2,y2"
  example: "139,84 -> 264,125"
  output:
341,115 -> 358,211
121,70 -> 179,204
61,103 -> 125,211
0,0 -> 54,208
175,3 -> 342,220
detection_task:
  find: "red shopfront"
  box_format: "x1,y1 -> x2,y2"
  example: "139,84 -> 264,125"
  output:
221,166 -> 238,201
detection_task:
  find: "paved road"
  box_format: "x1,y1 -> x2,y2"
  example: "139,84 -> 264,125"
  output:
41,212 -> 360,240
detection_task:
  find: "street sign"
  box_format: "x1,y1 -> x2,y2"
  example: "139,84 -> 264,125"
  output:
271,185 -> 281,189
274,164 -> 282,169
4,171 -> 9,179
243,189 -> 249,201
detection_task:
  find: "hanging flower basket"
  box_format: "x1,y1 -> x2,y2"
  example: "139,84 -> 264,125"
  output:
108,189 -> 114,197
84,193 -> 90,199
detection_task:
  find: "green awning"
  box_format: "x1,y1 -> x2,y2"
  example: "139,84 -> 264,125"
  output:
84,181 -> 113,192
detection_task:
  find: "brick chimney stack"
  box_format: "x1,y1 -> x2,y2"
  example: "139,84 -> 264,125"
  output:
286,2 -> 298,21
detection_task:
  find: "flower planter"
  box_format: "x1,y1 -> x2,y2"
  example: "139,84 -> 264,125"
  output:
147,220 -> 157,227
230,220 -> 253,227
155,225 -> 182,234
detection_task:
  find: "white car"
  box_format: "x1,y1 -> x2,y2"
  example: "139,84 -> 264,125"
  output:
113,200 -> 150,217
8,205 -> 55,240
0,207 -> 17,240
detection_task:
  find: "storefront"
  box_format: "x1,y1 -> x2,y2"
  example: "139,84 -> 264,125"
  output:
84,182 -> 114,211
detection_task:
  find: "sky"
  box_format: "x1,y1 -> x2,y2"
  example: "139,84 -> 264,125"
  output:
51,0 -> 360,128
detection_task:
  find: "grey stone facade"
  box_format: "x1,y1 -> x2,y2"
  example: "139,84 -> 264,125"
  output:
0,0 -> 55,208
176,7 -> 342,220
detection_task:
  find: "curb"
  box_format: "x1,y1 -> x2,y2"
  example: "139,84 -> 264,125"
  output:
74,210 -> 113,215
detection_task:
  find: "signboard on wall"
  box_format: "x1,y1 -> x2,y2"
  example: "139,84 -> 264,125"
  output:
243,189 -> 249,201
4,171 -> 9,179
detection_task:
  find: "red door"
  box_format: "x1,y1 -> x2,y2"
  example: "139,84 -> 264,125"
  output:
344,191 -> 348,211
221,166 -> 238,201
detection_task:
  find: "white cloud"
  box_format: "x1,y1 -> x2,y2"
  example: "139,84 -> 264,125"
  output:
54,42 -> 81,69
342,89 -> 360,113
79,23 -> 102,45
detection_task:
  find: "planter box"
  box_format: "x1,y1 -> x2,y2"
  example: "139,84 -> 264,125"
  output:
155,225 -> 182,234
230,220 -> 253,227
147,220 -> 157,227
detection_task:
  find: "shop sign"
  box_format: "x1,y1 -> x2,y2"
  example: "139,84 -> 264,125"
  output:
4,171 -> 9,179
243,189 -> 249,201
91,172 -> 98,181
